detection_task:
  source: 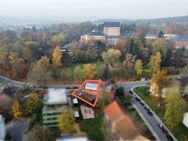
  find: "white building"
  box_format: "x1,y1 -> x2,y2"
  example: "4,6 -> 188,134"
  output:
145,34 -> 177,40
43,88 -> 68,127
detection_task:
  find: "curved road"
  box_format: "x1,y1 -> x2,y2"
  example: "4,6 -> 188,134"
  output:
0,75 -> 177,141
118,83 -> 177,141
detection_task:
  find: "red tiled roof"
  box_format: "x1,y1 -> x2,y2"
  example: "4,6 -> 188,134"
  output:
105,101 -> 139,139
116,116 -> 138,139
104,101 -> 125,123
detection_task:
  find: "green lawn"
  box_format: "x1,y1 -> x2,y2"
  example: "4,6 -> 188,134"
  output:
48,62 -> 105,84
80,113 -> 107,141
134,86 -> 188,141
65,62 -> 104,70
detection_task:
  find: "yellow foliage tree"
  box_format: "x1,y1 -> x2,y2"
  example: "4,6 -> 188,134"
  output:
35,56 -> 50,71
164,88 -> 186,128
52,46 -> 62,66
58,109 -> 75,134
82,64 -> 96,79
11,101 -> 23,119
102,49 -> 121,66
49,34 -> 66,47
135,59 -> 143,76
149,52 -> 161,74
151,70 -> 168,97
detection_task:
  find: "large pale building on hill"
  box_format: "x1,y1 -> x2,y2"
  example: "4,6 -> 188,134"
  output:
103,22 -> 121,37
80,22 -> 121,45
80,31 -> 105,44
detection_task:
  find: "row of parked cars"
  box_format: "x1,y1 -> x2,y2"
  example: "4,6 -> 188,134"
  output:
129,90 -> 153,116
157,124 -> 174,141
129,90 -> 174,141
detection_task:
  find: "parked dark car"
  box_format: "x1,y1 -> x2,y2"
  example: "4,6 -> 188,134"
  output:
144,106 -> 149,111
166,135 -> 174,141
135,97 -> 141,102
129,90 -> 134,94
140,101 -> 145,106
158,124 -> 168,134
123,101 -> 131,107
147,110 -> 153,116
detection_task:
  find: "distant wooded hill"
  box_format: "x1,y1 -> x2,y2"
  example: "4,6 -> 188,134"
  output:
95,15 -> 188,25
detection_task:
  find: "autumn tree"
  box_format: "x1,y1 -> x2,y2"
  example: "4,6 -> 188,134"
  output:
73,65 -> 83,81
58,109 -> 75,134
82,64 -> 96,79
102,64 -> 111,80
124,53 -> 136,79
22,47 -> 32,63
52,46 -> 62,66
149,52 -> 162,74
23,93 -> 42,117
164,88 -> 186,128
11,101 -> 23,119
115,38 -> 130,55
49,34 -> 67,47
8,52 -> 26,79
85,48 -> 98,63
0,46 -> 10,74
27,125 -> 54,141
102,49 -> 121,66
25,41 -> 38,48
135,59 -> 143,76
28,56 -> 51,87
151,70 -> 168,97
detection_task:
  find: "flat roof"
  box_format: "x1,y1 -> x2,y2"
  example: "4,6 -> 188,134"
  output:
104,22 -> 120,27
85,82 -> 98,91
44,88 -> 67,105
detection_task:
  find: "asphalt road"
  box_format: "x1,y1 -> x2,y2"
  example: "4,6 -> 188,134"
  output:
118,82 -> 177,141
132,89 -> 177,141
0,75 -> 177,141
6,119 -> 28,141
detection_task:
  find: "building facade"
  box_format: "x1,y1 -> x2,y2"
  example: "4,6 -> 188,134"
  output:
80,31 -> 105,44
42,88 -> 68,127
80,22 -> 121,45
103,22 -> 121,37
103,22 -> 121,45
175,35 -> 188,49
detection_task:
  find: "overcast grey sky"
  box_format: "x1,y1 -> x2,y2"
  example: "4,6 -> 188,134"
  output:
0,0 -> 188,21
